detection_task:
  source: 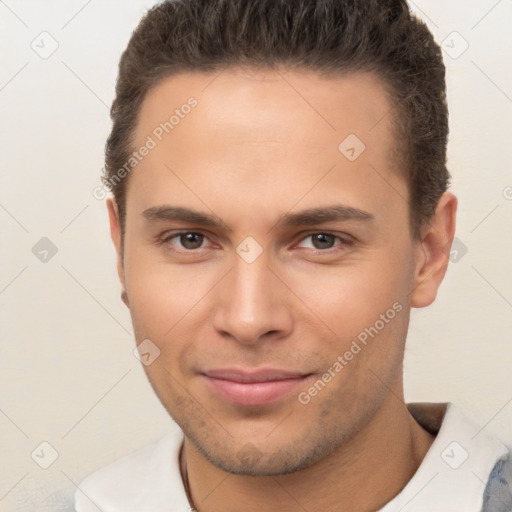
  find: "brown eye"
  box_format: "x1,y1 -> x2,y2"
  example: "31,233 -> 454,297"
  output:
311,233 -> 337,250
297,233 -> 343,251
162,232 -> 207,250
178,232 -> 205,249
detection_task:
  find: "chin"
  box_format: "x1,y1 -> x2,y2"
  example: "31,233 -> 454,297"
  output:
186,426 -> 341,477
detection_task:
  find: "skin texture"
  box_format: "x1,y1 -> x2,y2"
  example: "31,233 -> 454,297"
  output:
107,68 -> 457,511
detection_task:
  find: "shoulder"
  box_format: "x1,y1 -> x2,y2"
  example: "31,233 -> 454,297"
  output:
481,449 -> 512,512
74,430 -> 190,512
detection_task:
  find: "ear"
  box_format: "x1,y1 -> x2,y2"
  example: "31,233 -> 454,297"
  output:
410,191 -> 458,308
106,197 -> 130,308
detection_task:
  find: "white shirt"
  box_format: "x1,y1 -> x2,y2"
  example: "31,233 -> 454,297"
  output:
74,402 -> 510,512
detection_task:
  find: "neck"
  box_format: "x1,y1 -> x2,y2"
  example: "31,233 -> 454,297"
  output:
181,386 -> 435,512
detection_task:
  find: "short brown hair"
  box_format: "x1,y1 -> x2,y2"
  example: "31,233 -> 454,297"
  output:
104,0 -> 450,241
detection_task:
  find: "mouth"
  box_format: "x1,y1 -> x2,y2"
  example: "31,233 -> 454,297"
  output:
201,368 -> 313,406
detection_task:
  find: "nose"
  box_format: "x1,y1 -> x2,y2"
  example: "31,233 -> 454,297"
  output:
212,250 -> 293,346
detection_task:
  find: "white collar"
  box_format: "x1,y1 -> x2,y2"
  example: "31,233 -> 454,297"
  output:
76,428 -> 191,511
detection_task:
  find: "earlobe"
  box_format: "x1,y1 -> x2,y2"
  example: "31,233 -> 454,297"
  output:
106,197 -> 130,308
410,192 -> 458,308
121,290 -> 130,307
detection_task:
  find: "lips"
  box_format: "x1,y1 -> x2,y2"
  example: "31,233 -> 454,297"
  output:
202,368 -> 312,406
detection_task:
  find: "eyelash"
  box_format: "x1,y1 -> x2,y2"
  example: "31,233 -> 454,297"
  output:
157,230 -> 354,254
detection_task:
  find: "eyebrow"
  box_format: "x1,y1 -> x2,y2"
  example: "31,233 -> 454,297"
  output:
141,204 -> 374,232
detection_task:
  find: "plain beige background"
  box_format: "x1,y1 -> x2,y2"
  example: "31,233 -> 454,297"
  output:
1,1 -> 511,510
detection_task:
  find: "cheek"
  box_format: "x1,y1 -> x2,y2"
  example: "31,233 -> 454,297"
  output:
124,244 -> 202,323
124,247 -> 220,374
281,251 -> 413,342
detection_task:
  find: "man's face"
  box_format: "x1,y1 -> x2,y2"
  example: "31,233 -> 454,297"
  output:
111,69 -> 425,474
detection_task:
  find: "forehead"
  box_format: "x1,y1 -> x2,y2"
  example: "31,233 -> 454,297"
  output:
127,68 -> 407,230
136,67 -> 395,150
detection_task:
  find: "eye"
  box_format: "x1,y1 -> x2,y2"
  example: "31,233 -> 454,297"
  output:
161,231 -> 208,250
296,232 -> 351,251
158,230 -> 353,254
